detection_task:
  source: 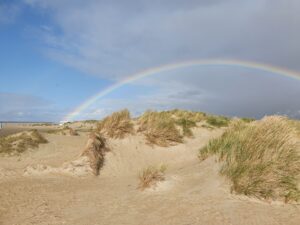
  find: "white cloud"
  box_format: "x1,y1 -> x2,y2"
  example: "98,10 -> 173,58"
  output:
19,0 -> 300,121
24,0 -> 300,80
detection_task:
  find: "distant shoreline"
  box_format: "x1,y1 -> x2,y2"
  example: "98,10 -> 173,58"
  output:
0,122 -> 55,137
0,127 -> 33,137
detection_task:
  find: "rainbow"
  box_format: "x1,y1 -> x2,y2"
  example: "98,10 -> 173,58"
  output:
63,59 -> 300,122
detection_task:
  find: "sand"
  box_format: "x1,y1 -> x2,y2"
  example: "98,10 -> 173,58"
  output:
0,126 -> 299,225
0,127 -> 32,137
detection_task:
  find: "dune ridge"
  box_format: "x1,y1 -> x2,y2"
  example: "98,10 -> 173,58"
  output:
0,110 -> 299,225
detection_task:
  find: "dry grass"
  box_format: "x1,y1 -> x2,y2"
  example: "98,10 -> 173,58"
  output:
289,119 -> 300,137
31,123 -> 53,126
201,124 -> 215,129
47,126 -> 79,136
0,130 -> 48,155
97,109 -> 134,139
67,127 -> 79,136
176,118 -> 197,137
138,164 -> 167,190
80,132 -> 109,176
171,109 -> 231,128
84,120 -> 98,124
199,116 -> 300,202
240,117 -> 256,123
138,111 -> 183,147
170,109 -> 206,122
206,115 -> 230,127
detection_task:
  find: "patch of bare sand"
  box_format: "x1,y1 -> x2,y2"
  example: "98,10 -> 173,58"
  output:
23,132 -> 109,177
0,127 -> 300,225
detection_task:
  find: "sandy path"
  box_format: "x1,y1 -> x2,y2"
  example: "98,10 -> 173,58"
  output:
0,128 -> 300,225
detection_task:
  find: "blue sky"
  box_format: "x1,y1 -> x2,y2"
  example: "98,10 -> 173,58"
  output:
1,0 -> 300,122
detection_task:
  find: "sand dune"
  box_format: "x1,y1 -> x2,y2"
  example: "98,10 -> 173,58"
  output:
0,124 -> 299,225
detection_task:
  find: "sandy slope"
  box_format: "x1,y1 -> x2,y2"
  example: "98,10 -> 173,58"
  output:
0,127 -> 299,225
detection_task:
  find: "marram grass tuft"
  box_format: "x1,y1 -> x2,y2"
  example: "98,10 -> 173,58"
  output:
97,109 -> 134,139
199,116 -> 300,202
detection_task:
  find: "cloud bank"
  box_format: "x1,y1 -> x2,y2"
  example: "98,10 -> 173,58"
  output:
25,0 -> 300,79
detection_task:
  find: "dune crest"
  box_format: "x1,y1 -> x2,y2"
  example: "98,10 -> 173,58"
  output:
1,111 -> 300,225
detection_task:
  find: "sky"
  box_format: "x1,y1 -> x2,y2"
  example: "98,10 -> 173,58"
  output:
0,0 -> 300,122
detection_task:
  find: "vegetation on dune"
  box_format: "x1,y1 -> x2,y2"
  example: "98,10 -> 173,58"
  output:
0,130 -> 48,155
206,115 -> 230,127
31,123 -> 53,126
137,109 -> 230,146
240,117 -> 256,123
176,118 -> 197,137
68,127 -> 79,136
169,109 -> 206,122
199,116 -> 300,202
80,132 -> 109,176
84,120 -> 98,124
97,109 -> 134,139
201,124 -> 215,129
46,129 -> 60,134
289,119 -> 300,137
168,109 -> 230,127
47,126 -> 79,136
138,164 -> 167,190
138,111 -> 183,147
93,108 -> 229,146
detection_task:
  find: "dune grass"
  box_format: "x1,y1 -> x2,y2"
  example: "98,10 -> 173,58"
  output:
199,116 -> 300,202
84,120 -> 98,124
97,109 -> 134,139
138,111 -> 183,147
80,132 -> 109,176
67,127 -> 79,136
94,108 -> 229,145
169,109 -> 230,128
289,119 -> 300,137
240,117 -> 256,123
0,130 -> 48,155
176,118 -> 197,137
138,164 -> 167,190
170,109 -> 206,122
47,126 -> 79,136
206,115 -> 230,127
